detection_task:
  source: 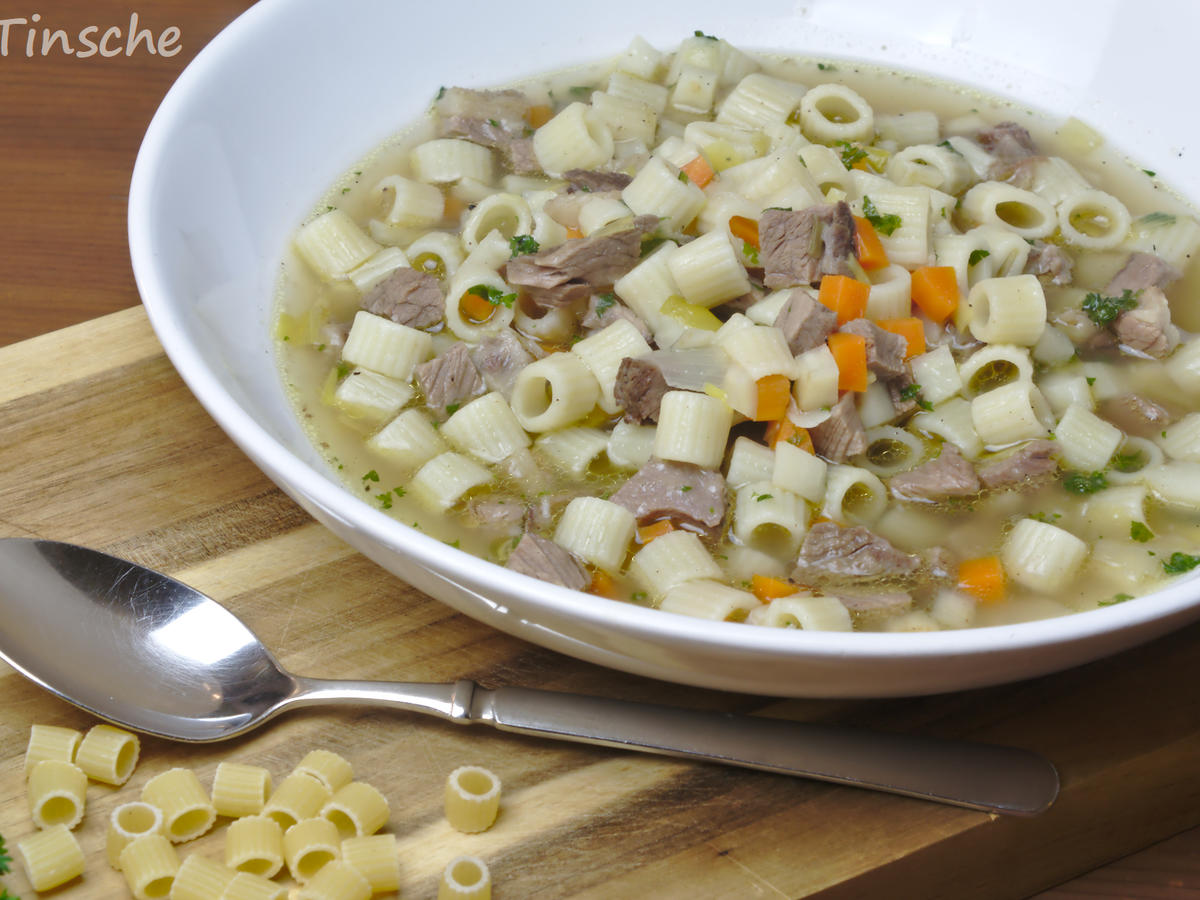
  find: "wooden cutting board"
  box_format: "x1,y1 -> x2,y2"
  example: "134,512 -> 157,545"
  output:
2,306 -> 1200,899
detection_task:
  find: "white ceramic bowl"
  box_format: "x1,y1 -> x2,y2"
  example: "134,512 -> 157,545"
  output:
129,0 -> 1200,697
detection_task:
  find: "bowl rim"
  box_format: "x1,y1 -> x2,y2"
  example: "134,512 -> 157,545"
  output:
128,0 -> 1200,676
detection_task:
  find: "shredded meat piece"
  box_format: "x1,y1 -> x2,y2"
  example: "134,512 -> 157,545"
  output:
609,457 -> 727,534
1112,286 -> 1180,358
581,292 -> 651,342
773,289 -> 836,355
435,87 -> 541,175
613,357 -> 669,424
1106,251 -> 1179,295
361,268 -> 444,329
564,169 -> 633,192
414,342 -> 484,418
792,522 -> 922,584
759,202 -> 856,288
1098,394 -> 1174,438
888,444 -> 981,503
470,329 -> 534,400
505,533 -> 589,591
838,318 -> 909,379
976,440 -> 1060,492
1026,241 -> 1074,285
504,216 -> 659,307
809,393 -> 868,462
977,121 -> 1039,179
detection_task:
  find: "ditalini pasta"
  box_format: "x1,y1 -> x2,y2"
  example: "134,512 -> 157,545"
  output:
283,817 -> 341,882
118,833 -> 180,900
27,759 -> 88,829
340,834 -> 401,893
140,767 -> 217,843
17,823 -> 86,891
224,814 -> 285,878
23,723 -> 82,776
74,722 -> 140,786
212,761 -> 273,818
276,33 -> 1200,632
320,781 -> 390,839
437,855 -> 492,900
170,852 -> 237,900
294,859 -> 373,900
443,766 -> 502,833
263,772 -> 332,833
107,801 -> 165,869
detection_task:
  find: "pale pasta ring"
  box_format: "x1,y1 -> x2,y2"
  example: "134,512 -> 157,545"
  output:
798,83 -> 874,144
459,191 -> 533,250
1056,188 -> 1131,249
444,765 -> 502,834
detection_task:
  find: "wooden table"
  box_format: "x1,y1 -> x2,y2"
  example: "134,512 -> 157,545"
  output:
3,3 -> 1200,897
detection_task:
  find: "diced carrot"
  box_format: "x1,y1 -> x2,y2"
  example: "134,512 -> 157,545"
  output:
565,225 -> 584,239
459,286 -> 498,324
526,104 -> 553,128
753,374 -> 792,422
637,519 -> 675,544
588,568 -> 622,599
751,574 -> 798,603
681,155 -> 716,188
826,331 -> 869,392
957,556 -> 1006,605
875,317 -> 926,359
728,214 -> 760,249
817,274 -> 870,326
852,215 -> 889,271
910,265 -> 960,324
764,418 -> 812,452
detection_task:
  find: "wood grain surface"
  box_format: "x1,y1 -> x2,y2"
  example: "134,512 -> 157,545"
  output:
2,3 -> 1200,898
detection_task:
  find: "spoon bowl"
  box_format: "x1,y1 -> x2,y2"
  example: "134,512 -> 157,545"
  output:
0,537 -> 1059,815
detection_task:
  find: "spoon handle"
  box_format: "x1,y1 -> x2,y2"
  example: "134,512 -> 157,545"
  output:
295,678 -> 1057,815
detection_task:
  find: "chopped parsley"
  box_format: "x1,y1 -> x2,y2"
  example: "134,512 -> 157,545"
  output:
753,492 -> 774,502
1099,593 -> 1134,606
817,62 -> 836,71
1082,288 -> 1140,326
1142,169 -> 1156,177
1111,449 -> 1145,473
693,29 -> 719,40
335,361 -> 354,380
568,85 -> 593,97
509,234 -> 539,257
1162,552 -> 1200,575
680,485 -> 693,492
445,403 -> 461,416
487,118 -> 500,127
1130,521 -> 1154,543
741,243 -> 760,265
837,141 -> 868,170
435,86 -> 446,100
968,248 -> 990,267
362,469 -> 381,483
899,383 -> 934,411
1062,470 -> 1108,494
595,292 -> 617,315
467,284 -> 517,308
862,196 -> 902,236
1030,511 -> 1061,524
678,169 -> 690,182
0,833 -> 10,874
631,590 -> 648,602
377,491 -> 394,510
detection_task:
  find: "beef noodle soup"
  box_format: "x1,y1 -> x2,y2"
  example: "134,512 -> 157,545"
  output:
274,34 -> 1200,632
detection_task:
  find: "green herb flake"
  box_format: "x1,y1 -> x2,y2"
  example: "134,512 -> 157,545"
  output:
0,833 -> 10,875
631,590 -> 648,602
862,195 -> 902,236
1163,552 -> 1200,575
1111,450 -> 1145,473
435,86 -> 446,101
817,62 -> 836,71
377,491 -> 393,510
678,169 -> 690,182
693,29 -> 718,40
594,292 -> 617,315
1082,288 -> 1140,326
335,361 -> 353,380
362,469 -> 381,483
968,248 -> 990,267
1130,521 -> 1154,543
742,243 -> 760,265
1099,593 -> 1134,606
509,234 -> 540,257
445,403 -> 461,416
467,283 -> 517,308
1142,169 -> 1157,177
837,141 -> 868,171
1062,470 -> 1108,494
393,486 -> 406,498
754,492 -> 774,502
568,85 -> 593,97
680,485 -> 693,492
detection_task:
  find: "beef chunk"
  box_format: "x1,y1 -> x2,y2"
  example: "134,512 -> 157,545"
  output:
834,590 -> 913,615
414,342 -> 485,417
564,169 -> 633,193
809,393 -> 868,462
977,439 -> 1060,492
1106,251 -> 1180,295
505,533 -> 589,591
436,87 -> 541,175
773,289 -> 837,355
610,458 -> 727,532
838,318 -> 909,379
613,357 -> 669,423
361,267 -> 444,329
504,216 -> 659,307
759,202 -> 856,289
1112,286 -> 1180,358
1098,394 -> 1174,438
977,121 -> 1038,168
885,372 -> 921,422
465,495 -> 526,532
581,292 -> 652,342
1026,241 -> 1074,285
470,329 -> 534,399
888,444 -> 980,503
792,522 -> 922,584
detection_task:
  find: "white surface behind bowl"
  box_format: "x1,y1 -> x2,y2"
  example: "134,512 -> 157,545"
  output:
129,0 -> 1200,697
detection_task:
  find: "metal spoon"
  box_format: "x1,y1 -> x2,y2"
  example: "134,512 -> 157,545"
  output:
0,537 -> 1058,815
